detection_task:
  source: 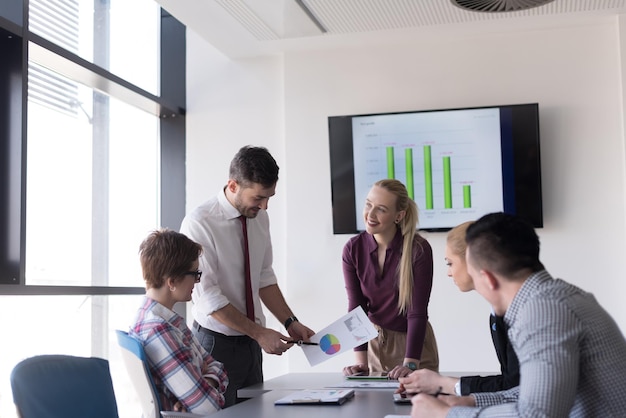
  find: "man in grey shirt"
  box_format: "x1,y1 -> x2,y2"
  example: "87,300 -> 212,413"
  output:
411,212 -> 626,417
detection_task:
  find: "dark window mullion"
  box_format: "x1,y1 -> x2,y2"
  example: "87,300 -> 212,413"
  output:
0,28 -> 23,285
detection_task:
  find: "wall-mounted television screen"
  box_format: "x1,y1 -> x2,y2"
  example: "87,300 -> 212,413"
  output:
328,103 -> 543,233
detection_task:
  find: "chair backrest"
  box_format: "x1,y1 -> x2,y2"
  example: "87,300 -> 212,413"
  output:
10,354 -> 119,418
116,330 -> 213,418
116,329 -> 162,418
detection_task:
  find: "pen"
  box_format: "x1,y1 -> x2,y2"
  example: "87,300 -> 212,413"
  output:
286,340 -> 319,346
434,386 -> 451,396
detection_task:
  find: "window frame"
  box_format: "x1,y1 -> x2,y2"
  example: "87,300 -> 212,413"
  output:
0,1 -> 186,295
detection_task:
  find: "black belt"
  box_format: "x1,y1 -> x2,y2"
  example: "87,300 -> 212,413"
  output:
193,321 -> 254,344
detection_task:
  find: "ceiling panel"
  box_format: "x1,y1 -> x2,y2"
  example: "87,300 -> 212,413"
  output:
156,0 -> 626,57
300,0 -> 626,35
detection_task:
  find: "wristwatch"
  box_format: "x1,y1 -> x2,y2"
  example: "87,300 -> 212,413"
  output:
455,380 -> 462,396
284,316 -> 299,330
403,362 -> 418,371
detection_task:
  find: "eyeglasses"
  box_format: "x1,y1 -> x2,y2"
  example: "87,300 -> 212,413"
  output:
184,270 -> 202,282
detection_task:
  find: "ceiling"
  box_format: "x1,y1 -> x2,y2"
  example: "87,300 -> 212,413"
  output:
156,0 -> 626,58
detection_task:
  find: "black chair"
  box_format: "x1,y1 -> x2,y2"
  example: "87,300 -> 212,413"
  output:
10,354 -> 119,418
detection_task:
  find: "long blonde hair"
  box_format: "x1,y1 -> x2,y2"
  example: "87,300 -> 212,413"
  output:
374,179 -> 419,315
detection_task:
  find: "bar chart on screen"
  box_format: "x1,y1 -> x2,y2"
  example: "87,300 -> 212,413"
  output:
352,108 -> 505,230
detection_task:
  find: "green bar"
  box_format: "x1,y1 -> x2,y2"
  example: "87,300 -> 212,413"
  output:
386,147 -> 395,179
443,156 -> 452,209
423,145 -> 433,209
405,148 -> 414,199
463,184 -> 471,208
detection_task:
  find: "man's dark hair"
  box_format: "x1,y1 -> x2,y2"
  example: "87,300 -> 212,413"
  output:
229,145 -> 279,188
465,212 -> 544,278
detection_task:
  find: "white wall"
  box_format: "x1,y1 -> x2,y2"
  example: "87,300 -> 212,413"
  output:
186,17 -> 626,379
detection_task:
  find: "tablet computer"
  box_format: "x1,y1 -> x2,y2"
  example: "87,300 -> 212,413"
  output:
275,389 -> 356,405
346,372 -> 391,380
393,392 -> 414,404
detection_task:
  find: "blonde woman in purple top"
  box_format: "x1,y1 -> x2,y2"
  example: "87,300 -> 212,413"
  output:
342,179 -> 439,379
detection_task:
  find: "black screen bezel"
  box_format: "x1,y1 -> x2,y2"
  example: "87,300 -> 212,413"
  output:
328,103 -> 543,234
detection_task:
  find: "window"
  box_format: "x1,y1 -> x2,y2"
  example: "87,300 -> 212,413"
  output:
0,0 -> 186,416
29,0 -> 160,95
26,67 -> 160,287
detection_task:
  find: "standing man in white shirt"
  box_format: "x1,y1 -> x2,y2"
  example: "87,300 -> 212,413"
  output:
180,145 -> 314,407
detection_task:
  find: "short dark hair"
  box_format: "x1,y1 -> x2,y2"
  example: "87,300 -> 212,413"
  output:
465,212 -> 544,278
229,145 -> 279,188
139,229 -> 202,289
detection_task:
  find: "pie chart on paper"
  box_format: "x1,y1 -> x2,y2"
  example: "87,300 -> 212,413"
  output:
319,334 -> 341,355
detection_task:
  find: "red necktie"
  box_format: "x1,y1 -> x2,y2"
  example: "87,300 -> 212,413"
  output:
239,215 -> 255,321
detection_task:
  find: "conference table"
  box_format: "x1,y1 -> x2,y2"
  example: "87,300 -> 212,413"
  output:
208,372 -> 412,418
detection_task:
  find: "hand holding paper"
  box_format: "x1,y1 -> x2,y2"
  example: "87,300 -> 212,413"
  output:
298,306 -> 378,366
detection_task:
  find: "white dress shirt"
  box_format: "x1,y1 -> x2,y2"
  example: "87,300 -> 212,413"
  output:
180,188 -> 277,335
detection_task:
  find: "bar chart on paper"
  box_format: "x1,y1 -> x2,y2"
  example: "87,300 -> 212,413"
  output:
351,109 -> 505,230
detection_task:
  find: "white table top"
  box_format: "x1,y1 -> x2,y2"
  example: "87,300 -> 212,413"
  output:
238,371 -> 491,398
212,371 -> 491,417
213,388 -> 412,418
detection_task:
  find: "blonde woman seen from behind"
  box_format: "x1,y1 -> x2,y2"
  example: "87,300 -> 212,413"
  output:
398,221 -> 520,397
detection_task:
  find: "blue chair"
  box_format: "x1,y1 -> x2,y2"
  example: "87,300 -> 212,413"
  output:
116,330 -> 206,418
10,354 -> 119,418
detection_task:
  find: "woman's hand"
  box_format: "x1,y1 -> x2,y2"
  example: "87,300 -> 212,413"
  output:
387,364 -> 415,379
173,401 -> 187,412
342,363 -> 369,376
398,369 -> 446,394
